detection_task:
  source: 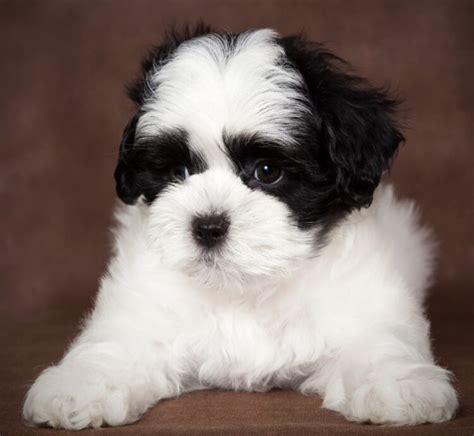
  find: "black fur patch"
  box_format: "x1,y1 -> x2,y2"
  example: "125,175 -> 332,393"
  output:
224,132 -> 346,231
114,112 -> 143,204
115,123 -> 206,204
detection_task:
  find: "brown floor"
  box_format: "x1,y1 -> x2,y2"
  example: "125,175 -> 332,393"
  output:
1,290 -> 472,435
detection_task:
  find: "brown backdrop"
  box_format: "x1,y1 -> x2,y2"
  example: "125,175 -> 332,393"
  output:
1,0 -> 473,320
1,1 -> 473,434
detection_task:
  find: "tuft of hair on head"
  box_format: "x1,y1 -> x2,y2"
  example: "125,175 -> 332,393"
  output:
127,22 -> 215,106
280,35 -> 405,210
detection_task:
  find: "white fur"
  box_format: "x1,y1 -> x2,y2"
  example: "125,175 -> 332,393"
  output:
23,30 -> 457,429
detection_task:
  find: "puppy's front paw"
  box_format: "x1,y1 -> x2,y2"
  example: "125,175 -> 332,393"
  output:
23,365 -> 133,430
334,363 -> 458,425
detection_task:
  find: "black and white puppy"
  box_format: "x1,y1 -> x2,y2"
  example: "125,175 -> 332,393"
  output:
24,27 -> 458,429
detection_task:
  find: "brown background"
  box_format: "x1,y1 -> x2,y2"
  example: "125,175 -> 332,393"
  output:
0,0 -> 473,434
1,0 -> 473,319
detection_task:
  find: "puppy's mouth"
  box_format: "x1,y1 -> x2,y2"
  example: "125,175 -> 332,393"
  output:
200,247 -> 226,265
182,250 -> 244,291
192,238 -> 234,273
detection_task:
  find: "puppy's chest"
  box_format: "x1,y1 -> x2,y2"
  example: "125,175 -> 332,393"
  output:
176,308 -> 322,389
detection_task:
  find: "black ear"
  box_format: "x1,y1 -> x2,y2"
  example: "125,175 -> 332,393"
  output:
280,36 -> 404,209
114,112 -> 142,205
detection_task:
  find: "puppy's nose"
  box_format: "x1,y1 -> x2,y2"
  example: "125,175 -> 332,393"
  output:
192,213 -> 230,248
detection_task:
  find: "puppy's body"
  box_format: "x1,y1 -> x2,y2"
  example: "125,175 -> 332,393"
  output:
24,28 -> 457,429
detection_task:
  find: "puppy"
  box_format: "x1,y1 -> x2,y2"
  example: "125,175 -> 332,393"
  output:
23,27 -> 458,429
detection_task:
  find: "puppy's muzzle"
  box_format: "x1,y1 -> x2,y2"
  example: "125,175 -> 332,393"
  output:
192,213 -> 230,249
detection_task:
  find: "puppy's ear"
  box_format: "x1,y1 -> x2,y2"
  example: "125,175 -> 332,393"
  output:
114,112 -> 142,205
281,36 -> 404,209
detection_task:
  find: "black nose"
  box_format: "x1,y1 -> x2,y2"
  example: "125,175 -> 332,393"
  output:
192,213 -> 230,248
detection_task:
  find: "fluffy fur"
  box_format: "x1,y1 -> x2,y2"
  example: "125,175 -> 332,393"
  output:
23,27 -> 457,429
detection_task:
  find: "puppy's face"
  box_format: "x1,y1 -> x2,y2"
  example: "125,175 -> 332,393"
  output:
115,28 -> 403,292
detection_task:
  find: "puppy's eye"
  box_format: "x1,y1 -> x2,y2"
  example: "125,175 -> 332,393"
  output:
171,165 -> 190,181
254,161 -> 283,184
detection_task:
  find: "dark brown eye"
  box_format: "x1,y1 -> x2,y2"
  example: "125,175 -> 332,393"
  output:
254,161 -> 283,184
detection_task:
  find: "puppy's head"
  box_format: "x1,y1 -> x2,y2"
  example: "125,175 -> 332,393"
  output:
114,26 -> 403,292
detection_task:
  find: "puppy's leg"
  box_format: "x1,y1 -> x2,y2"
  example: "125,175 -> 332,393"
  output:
302,323 -> 458,425
23,320 -> 180,430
